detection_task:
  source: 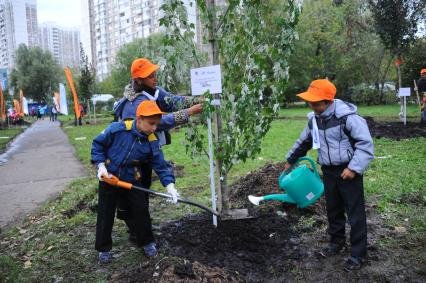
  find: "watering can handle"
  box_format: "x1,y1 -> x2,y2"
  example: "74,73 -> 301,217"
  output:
284,156 -> 320,179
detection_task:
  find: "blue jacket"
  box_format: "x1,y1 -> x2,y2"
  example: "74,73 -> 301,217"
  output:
114,86 -> 189,131
286,99 -> 374,174
91,121 -> 175,187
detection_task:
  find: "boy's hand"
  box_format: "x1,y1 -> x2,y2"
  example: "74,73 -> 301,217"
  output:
284,162 -> 291,171
341,168 -> 356,180
166,183 -> 180,204
97,163 -> 111,181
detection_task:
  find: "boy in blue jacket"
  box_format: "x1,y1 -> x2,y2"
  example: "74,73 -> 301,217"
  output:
285,79 -> 374,270
91,100 -> 180,263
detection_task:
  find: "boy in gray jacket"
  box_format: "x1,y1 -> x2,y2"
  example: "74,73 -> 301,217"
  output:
285,79 -> 374,270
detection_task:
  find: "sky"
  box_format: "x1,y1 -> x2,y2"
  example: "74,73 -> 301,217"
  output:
37,0 -> 82,28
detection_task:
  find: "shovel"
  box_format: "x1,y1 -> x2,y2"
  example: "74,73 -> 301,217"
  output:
101,175 -> 220,216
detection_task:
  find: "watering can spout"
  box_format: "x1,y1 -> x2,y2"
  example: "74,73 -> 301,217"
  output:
263,193 -> 297,204
248,195 -> 264,206
248,157 -> 324,209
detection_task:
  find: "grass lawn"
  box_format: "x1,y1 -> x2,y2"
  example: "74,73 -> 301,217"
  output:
0,104 -> 425,282
0,127 -> 28,152
279,103 -> 420,121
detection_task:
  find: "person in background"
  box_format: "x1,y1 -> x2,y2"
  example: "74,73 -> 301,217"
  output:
417,69 -> 426,94
51,104 -> 58,122
38,105 -> 44,120
78,103 -> 85,125
421,93 -> 426,124
417,69 -> 426,124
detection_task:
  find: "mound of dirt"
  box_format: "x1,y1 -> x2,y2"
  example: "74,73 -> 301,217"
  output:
116,162 -> 424,283
365,117 -> 426,140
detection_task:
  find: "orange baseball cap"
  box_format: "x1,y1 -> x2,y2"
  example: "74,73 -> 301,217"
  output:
297,79 -> 336,102
131,58 -> 160,79
421,69 -> 426,74
136,100 -> 165,117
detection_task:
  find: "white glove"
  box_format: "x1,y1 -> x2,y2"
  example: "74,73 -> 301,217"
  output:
97,162 -> 111,181
166,183 -> 180,204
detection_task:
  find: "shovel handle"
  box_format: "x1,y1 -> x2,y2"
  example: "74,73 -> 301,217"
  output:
132,185 -> 220,216
102,175 -> 219,216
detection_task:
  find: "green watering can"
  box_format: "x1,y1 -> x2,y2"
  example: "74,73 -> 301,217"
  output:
248,157 -> 324,208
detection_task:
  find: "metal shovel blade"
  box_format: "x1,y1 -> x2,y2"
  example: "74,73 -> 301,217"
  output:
220,208 -> 253,220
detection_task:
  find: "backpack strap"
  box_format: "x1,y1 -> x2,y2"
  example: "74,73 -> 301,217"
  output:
340,115 -> 356,149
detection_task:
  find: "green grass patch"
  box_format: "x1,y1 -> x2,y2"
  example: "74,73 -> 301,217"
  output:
0,127 -> 26,152
279,103 -> 420,120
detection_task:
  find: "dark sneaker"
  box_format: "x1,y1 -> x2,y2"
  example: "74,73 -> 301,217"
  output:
98,251 -> 113,264
143,242 -> 157,258
319,242 -> 344,257
343,256 -> 365,271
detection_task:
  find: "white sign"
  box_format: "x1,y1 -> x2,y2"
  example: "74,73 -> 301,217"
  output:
190,65 -> 222,96
398,87 -> 411,97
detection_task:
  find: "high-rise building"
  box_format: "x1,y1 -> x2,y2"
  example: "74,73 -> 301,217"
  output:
38,22 -> 81,68
81,0 -> 96,68
0,0 -> 39,70
83,0 -> 198,80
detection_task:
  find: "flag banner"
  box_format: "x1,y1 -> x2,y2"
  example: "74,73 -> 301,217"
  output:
0,84 -> 5,121
59,83 -> 68,115
19,90 -> 24,116
22,97 -> 28,115
64,67 -> 80,119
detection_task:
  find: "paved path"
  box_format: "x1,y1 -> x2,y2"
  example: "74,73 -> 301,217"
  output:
0,120 -> 86,230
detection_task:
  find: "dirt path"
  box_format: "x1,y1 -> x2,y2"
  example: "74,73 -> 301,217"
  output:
0,120 -> 86,230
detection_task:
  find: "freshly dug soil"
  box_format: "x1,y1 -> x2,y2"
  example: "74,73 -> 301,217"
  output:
115,162 -> 425,283
365,117 -> 426,140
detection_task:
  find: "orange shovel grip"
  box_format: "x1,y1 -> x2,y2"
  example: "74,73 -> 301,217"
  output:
101,175 -> 133,190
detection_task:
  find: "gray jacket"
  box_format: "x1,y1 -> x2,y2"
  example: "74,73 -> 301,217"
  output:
285,99 -> 374,174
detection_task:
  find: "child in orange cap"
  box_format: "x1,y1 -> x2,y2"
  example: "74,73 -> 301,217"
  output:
91,100 -> 179,263
285,79 -> 374,270
418,69 -> 426,94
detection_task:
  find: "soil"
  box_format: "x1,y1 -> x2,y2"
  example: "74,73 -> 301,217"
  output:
365,117 -> 426,140
114,162 -> 425,283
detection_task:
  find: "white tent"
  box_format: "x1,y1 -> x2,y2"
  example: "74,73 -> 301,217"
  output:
91,94 -> 114,104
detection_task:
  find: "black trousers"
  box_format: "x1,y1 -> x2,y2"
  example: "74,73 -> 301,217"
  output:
116,163 -> 153,239
95,181 -> 154,252
322,165 -> 367,258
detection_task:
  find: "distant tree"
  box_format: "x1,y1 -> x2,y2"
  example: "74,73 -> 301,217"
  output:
369,0 -> 425,114
285,0 -> 394,104
78,43 -> 96,103
402,38 -> 426,94
9,45 -> 61,101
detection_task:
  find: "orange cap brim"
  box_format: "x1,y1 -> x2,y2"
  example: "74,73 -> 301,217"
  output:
143,64 -> 160,78
133,64 -> 160,79
143,109 -> 165,116
296,91 -> 324,102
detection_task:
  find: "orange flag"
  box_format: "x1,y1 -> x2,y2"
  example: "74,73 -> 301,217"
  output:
64,67 -> 80,119
0,84 -> 5,121
19,89 -> 24,117
13,99 -> 21,114
54,91 -> 60,112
